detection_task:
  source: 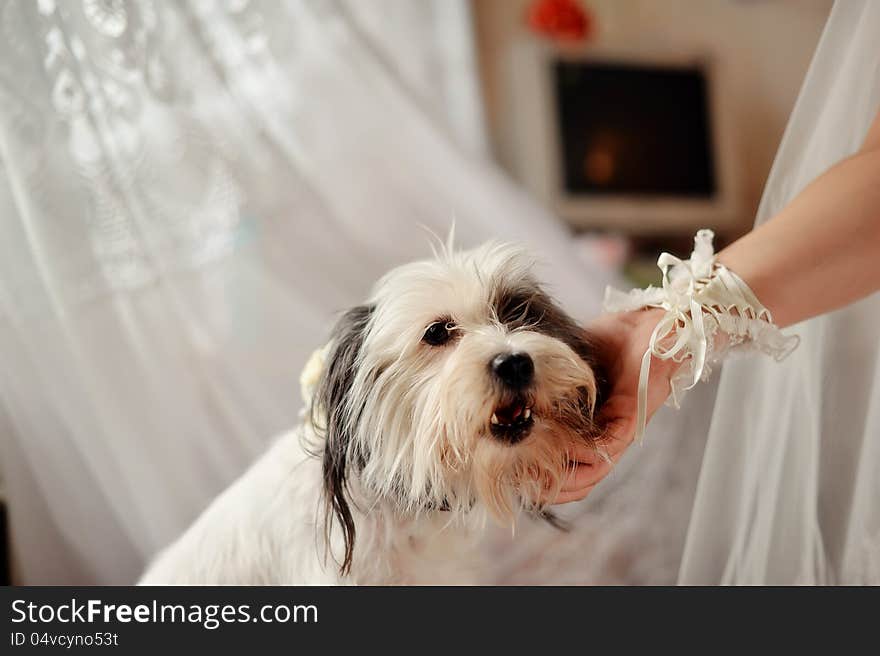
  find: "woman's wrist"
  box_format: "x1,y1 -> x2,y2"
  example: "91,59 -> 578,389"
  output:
604,230 -> 799,440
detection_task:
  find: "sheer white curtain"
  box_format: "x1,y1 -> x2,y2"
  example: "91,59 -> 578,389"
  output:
0,0 -> 712,585
0,0 -> 602,584
680,0 -> 880,584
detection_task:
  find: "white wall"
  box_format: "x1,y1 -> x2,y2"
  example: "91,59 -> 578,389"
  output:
472,0 -> 832,236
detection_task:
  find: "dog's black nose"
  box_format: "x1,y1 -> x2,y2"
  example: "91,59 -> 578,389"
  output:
491,352 -> 534,389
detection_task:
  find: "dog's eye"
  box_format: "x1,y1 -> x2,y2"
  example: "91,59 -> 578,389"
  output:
422,320 -> 455,346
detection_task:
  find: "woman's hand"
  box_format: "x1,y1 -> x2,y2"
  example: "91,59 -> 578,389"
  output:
549,308 -> 680,504
546,109 -> 880,507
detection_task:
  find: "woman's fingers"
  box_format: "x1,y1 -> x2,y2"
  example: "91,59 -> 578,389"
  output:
544,392 -> 644,505
551,483 -> 596,504
596,412 -> 636,460
560,463 -> 607,492
553,416 -> 634,493
566,442 -> 602,464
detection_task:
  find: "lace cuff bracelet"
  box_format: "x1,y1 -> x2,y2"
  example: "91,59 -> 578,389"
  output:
603,229 -> 799,441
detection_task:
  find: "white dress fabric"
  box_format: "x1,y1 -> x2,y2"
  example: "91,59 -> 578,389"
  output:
679,0 -> 880,584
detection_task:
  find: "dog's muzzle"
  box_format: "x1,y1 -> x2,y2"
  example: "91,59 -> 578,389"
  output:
489,352 -> 535,444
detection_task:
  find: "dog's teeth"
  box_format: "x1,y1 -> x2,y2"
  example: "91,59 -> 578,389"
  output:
523,408 -> 531,419
491,413 -> 499,425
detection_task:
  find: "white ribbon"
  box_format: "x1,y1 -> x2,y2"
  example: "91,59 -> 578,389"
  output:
603,229 -> 799,441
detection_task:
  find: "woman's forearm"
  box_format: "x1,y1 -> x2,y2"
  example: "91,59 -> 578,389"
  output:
717,145 -> 880,328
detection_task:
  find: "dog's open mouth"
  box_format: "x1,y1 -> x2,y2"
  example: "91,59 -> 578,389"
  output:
490,397 -> 534,444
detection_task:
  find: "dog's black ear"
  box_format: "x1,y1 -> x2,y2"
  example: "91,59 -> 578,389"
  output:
314,304 -> 373,576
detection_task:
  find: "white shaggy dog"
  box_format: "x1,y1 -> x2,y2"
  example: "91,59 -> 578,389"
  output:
140,242 -> 606,584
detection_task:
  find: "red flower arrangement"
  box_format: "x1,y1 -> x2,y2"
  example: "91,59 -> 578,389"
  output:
525,0 -> 593,43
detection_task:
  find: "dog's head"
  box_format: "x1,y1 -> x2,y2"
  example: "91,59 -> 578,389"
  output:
311,242 -> 606,573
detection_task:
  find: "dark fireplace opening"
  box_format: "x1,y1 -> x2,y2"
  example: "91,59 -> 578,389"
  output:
554,60 -> 717,198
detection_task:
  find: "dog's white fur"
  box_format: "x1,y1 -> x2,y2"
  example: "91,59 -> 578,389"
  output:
141,242 -> 600,584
